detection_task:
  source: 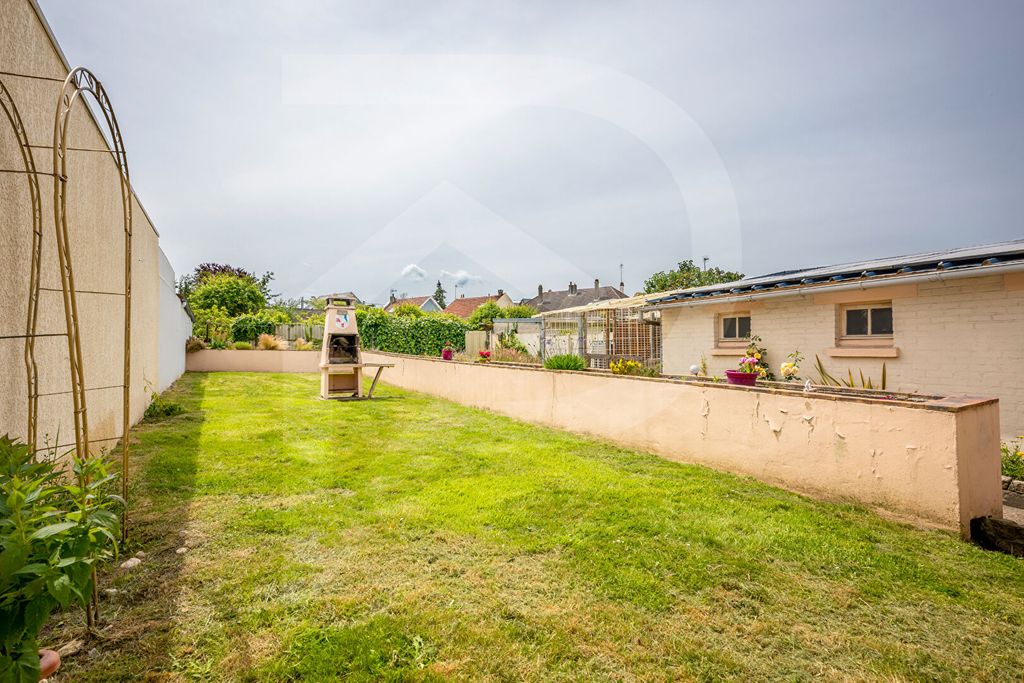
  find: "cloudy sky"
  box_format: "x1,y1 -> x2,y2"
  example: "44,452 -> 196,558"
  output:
40,0 -> 1024,303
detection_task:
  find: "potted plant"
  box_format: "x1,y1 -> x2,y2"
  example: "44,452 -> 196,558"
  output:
478,350 -> 491,362
725,356 -> 760,386
0,436 -> 121,682
442,342 -> 454,361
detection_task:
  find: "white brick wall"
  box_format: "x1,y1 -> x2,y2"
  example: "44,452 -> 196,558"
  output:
661,274 -> 1024,437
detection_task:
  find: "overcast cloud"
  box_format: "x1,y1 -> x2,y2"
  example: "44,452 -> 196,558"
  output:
39,0 -> 1024,302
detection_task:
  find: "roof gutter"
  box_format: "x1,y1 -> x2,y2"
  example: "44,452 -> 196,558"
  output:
643,262 -> 1024,311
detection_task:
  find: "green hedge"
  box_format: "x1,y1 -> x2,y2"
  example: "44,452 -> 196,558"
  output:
231,314 -> 276,343
357,308 -> 468,356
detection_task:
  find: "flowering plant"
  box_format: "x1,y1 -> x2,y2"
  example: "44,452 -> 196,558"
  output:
478,349 -> 491,362
780,350 -> 803,381
737,356 -> 759,373
743,335 -> 774,380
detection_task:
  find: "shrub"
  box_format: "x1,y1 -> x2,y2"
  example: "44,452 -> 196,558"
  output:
499,304 -> 539,319
185,336 -> 207,353
356,309 -> 468,356
188,273 -> 266,317
609,358 -> 659,377
0,436 -> 120,681
1003,438 -> 1024,480
293,338 -> 314,351
497,330 -> 530,354
233,341 -> 254,350
392,303 -> 425,318
145,392 -> 184,419
257,334 -> 287,350
544,354 -> 586,371
231,314 -> 276,343
209,338 -> 228,350
467,301 -> 504,330
191,305 -> 232,342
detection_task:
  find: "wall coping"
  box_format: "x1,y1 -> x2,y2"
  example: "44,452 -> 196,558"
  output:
365,350 -> 998,414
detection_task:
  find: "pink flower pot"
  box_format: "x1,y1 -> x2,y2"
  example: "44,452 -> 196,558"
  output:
442,348 -> 453,360
725,370 -> 758,386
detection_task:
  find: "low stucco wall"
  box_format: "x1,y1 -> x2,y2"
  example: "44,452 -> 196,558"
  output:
364,351 -> 1003,537
186,349 -> 319,373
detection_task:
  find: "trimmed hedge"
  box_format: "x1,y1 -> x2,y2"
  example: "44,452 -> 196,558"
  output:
357,308 -> 468,356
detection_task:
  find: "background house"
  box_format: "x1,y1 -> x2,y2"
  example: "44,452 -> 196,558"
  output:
523,279 -> 627,313
648,240 -> 1024,438
444,291 -> 513,318
383,294 -> 442,313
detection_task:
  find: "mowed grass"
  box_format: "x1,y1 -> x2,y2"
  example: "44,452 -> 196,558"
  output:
46,372 -> 1023,682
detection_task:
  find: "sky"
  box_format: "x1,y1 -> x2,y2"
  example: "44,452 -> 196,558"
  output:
39,0 -> 1024,304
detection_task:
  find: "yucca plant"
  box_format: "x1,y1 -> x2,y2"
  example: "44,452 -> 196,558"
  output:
813,355 -> 887,390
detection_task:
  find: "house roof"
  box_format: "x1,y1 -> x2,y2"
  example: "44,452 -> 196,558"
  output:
383,296 -> 434,312
646,239 -> 1024,308
444,294 -> 503,318
523,285 -> 627,313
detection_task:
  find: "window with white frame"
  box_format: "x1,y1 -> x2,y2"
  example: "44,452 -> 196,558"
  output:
840,302 -> 893,342
718,313 -> 751,344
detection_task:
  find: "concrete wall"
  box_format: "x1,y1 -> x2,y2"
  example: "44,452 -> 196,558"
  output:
186,349 -> 320,373
660,274 -> 1024,438
158,250 -> 191,392
1,0 -> 185,450
363,351 -> 1003,537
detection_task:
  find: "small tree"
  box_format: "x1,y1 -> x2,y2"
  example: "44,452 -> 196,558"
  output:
467,301 -> 504,330
643,259 -> 743,294
188,274 -> 266,317
392,303 -> 426,318
432,280 -> 447,310
176,263 -> 275,300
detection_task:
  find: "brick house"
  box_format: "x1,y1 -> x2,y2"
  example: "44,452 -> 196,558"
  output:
522,279 -> 628,313
647,240 -> 1024,438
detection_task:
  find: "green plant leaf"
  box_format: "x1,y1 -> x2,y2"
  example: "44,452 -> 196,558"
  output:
29,522 -> 77,540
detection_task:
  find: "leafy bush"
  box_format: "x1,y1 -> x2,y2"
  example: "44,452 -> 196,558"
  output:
231,314 -> 276,343
293,338 -> 314,351
209,338 -> 228,350
188,274 -> 266,317
357,309 -> 468,356
499,304 -> 539,319
497,330 -> 530,354
392,304 -> 425,318
257,334 -> 287,350
0,436 -> 121,681
609,358 -> 659,377
233,341 -> 254,350
1003,438 -> 1024,480
145,392 -> 184,419
544,354 -> 587,371
185,336 -> 206,353
467,302 -> 504,330
191,305 -> 232,342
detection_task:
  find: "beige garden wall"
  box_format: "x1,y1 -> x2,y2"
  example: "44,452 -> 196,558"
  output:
1,0 -> 167,452
364,351 -> 1003,538
660,273 -> 1024,439
186,349 -> 320,373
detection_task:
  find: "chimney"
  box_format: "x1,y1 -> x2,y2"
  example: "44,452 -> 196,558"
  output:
538,284 -> 543,297
594,278 -> 600,290
389,291 -> 396,304
497,289 -> 504,297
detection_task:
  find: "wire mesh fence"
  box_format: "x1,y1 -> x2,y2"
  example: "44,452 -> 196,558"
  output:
539,304 -> 661,370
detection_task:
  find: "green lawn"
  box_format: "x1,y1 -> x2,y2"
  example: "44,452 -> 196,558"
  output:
48,372 -> 1023,682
